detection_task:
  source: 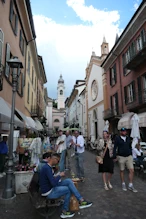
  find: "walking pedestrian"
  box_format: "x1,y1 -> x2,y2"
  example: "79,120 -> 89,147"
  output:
0,136 -> 8,178
39,153 -> 92,218
97,131 -> 114,190
16,133 -> 26,165
71,131 -> 85,182
65,130 -> 72,170
113,127 -> 137,192
56,130 -> 66,172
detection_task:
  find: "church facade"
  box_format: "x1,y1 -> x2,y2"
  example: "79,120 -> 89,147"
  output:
86,38 -> 109,140
46,74 -> 65,134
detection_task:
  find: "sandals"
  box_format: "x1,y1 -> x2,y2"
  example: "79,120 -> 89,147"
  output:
104,182 -> 113,190
104,183 -> 109,190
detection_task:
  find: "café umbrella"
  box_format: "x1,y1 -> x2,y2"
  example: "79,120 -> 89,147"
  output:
130,113 -> 140,149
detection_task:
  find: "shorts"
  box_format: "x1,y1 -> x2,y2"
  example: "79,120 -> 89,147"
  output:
117,155 -> 133,171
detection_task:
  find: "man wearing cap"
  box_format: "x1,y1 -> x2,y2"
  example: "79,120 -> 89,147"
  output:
113,128 -> 137,192
56,130 -> 66,172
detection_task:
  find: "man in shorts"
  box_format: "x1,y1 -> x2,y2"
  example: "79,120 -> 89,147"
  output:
113,127 -> 137,192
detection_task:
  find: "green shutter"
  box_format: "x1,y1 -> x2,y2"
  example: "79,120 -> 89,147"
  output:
110,68 -> 112,86
124,86 -> 127,105
132,81 -> 136,101
9,0 -> 13,22
5,43 -> 10,77
137,77 -> 142,104
19,29 -> 22,48
141,29 -> 146,46
110,96 -> 113,109
114,63 -> 117,84
0,41 -> 2,64
21,73 -> 24,96
15,14 -> 18,35
115,93 -> 119,114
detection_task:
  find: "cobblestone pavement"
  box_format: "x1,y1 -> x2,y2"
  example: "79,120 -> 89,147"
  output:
0,150 -> 146,219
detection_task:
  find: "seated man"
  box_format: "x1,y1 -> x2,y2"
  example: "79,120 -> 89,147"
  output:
37,152 -> 52,173
39,153 -> 92,219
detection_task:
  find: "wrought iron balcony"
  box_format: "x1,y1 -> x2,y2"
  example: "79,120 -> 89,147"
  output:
127,89 -> 146,110
124,30 -> 146,70
103,108 -> 119,120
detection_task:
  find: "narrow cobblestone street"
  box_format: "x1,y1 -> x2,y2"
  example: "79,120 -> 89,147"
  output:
0,150 -> 146,219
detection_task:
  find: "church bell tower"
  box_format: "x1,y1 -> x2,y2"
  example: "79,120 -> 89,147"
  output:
57,74 -> 65,109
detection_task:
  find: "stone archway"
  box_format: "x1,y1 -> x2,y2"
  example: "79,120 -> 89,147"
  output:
93,109 -> 98,139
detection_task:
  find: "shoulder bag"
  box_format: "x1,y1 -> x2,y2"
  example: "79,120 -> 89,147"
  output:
96,142 -> 108,164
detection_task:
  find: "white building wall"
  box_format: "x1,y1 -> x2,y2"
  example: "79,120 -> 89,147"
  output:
47,101 -> 53,129
87,65 -> 103,109
87,64 -> 104,139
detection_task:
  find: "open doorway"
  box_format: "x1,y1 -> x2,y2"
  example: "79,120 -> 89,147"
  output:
93,110 -> 98,139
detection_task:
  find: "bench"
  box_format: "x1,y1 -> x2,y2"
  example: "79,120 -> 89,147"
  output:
28,172 -> 62,219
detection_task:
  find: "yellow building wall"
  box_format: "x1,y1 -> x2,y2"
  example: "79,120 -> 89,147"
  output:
24,45 -> 38,116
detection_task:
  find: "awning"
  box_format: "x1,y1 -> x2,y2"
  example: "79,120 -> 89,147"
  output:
0,97 -> 24,128
138,112 -> 146,127
118,112 -> 134,130
35,119 -> 43,131
26,116 -> 37,131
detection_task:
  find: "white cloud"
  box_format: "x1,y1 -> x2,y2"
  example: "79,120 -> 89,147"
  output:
33,0 -> 122,98
133,0 -> 140,11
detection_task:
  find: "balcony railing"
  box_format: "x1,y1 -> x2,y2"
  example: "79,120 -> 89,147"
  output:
103,108 -> 120,120
127,89 -> 146,110
124,30 -> 146,70
31,104 -> 43,118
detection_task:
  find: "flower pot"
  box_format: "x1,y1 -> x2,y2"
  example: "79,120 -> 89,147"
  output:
14,171 -> 34,194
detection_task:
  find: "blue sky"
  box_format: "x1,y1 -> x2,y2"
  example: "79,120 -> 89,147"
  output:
30,0 -> 142,99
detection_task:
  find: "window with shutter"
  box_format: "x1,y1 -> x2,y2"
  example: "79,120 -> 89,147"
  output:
115,93 -> 119,115
9,0 -> 18,36
142,74 -> 146,103
27,82 -> 30,103
19,30 -> 25,55
5,43 -> 10,77
124,86 -> 127,105
15,14 -> 18,35
0,29 -> 4,64
9,0 -> 13,22
21,73 -> 24,96
28,52 -> 30,75
131,81 -> 136,101
32,67 -> 34,84
110,63 -> 117,86
110,68 -> 112,86
110,96 -> 113,109
137,76 -> 142,104
114,63 -> 117,84
141,29 -> 146,46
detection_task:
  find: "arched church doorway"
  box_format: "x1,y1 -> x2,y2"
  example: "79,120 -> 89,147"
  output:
93,110 -> 98,139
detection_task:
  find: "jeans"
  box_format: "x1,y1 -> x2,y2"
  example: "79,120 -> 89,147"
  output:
75,153 -> 84,178
47,179 -> 82,211
66,148 -> 71,169
134,157 -> 144,166
59,150 -> 66,172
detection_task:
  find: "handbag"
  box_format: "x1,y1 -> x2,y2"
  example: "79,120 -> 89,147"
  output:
96,141 -> 108,164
